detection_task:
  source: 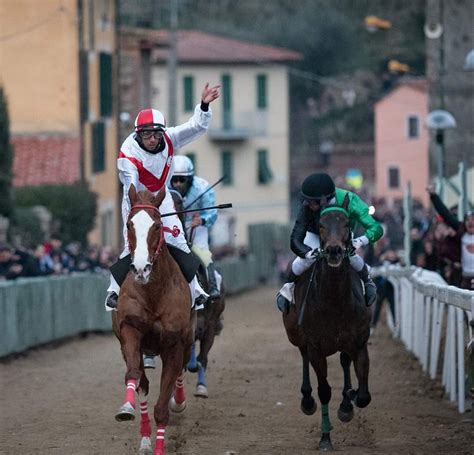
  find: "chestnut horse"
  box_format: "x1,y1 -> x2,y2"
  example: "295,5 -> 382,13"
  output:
283,195 -> 371,451
112,185 -> 195,455
169,189 -> 226,398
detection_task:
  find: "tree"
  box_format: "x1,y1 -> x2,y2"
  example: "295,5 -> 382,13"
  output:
0,86 -> 14,218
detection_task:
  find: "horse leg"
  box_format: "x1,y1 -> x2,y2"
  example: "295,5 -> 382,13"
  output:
309,352 -> 334,452
152,345 -> 184,455
186,342 -> 199,372
299,347 -> 316,415
338,352 -> 354,422
194,322 -> 216,398
116,324 -> 143,422
348,345 -> 371,408
169,370 -> 187,413
138,373 -> 153,455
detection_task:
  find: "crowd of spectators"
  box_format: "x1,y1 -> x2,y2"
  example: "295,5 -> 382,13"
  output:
0,236 -> 118,281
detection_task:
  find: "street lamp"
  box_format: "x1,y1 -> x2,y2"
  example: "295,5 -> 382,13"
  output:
464,49 -> 474,71
426,109 -> 456,198
319,140 -> 334,167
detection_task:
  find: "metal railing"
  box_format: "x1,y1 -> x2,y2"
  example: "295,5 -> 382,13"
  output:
372,265 -> 474,414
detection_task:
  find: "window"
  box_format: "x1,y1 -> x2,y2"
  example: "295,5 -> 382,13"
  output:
92,121 -> 106,173
222,74 -> 232,129
407,115 -> 419,139
257,149 -> 273,184
99,52 -> 113,117
221,150 -> 233,185
79,50 -> 89,122
100,209 -> 113,246
183,75 -> 194,112
388,166 -> 400,189
257,74 -> 267,109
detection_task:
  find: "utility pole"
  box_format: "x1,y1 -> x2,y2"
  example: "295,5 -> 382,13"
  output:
168,0 -> 178,126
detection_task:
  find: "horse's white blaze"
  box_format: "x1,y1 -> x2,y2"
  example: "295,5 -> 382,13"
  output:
131,211 -> 154,274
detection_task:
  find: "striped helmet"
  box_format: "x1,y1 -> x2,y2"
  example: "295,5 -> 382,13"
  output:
134,108 -> 166,133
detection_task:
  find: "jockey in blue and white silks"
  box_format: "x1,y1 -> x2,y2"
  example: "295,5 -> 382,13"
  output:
105,83 -> 221,311
170,155 -> 220,299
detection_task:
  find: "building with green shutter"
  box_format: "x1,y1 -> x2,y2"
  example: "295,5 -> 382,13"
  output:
119,29 -> 302,248
1,0 -> 120,248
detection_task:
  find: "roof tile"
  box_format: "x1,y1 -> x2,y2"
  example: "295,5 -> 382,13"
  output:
12,136 -> 80,187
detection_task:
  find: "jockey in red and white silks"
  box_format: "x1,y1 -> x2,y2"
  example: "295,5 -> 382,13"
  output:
105,83 -> 221,309
117,107 -> 210,254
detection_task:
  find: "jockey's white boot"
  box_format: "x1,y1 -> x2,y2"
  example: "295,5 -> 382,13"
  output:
105,275 -> 120,311
276,269 -> 298,313
189,276 -> 209,309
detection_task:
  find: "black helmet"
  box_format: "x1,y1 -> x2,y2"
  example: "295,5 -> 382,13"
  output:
301,173 -> 335,200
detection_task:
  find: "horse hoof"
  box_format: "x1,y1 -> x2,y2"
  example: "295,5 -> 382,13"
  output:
115,402 -> 135,422
187,363 -> 198,373
337,406 -> 354,422
194,384 -> 208,398
319,433 -> 334,451
346,388 -> 357,401
169,395 -> 186,413
355,394 -> 371,408
139,436 -> 153,454
300,397 -> 317,415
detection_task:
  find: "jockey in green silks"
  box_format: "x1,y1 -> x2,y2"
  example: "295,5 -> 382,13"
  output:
276,173 -> 384,313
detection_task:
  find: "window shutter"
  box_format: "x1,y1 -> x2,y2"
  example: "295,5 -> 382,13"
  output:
183,76 -> 194,112
257,149 -> 273,184
92,121 -> 106,173
99,52 -> 113,117
221,150 -> 233,185
257,74 -> 267,109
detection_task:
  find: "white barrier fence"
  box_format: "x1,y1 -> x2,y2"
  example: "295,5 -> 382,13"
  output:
372,265 -> 474,414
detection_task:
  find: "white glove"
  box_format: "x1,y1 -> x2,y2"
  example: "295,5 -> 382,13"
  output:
352,235 -> 369,249
305,249 -> 317,259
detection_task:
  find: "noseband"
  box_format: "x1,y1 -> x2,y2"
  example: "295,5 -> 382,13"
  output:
128,203 -> 179,262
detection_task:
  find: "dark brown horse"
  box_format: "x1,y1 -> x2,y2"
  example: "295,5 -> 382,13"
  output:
169,188 -> 226,398
283,196 -> 371,451
186,265 -> 225,397
112,185 -> 195,455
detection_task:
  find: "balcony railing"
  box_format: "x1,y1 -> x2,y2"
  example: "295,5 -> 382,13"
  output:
208,110 -> 268,141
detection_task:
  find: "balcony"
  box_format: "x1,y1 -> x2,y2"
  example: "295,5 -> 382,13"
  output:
208,110 -> 268,142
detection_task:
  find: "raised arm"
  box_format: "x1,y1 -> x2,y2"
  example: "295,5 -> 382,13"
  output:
426,186 -> 460,230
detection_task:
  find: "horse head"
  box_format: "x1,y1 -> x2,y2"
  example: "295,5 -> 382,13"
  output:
319,194 -> 352,268
126,184 -> 166,284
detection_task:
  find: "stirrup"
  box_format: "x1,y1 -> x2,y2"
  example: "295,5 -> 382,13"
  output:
105,291 -> 118,310
208,287 -> 220,300
364,283 -> 377,307
276,293 -> 290,314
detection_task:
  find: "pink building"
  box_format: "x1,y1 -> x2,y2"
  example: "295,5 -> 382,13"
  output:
375,79 -> 429,207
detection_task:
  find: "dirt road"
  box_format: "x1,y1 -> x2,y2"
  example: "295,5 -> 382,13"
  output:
1,286 -> 472,454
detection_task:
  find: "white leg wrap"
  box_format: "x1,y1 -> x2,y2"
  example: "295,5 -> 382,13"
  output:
278,282 -> 295,303
350,254 -> 364,272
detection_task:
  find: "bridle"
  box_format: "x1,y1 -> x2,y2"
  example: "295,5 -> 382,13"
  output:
128,204 -> 180,262
316,206 -> 353,261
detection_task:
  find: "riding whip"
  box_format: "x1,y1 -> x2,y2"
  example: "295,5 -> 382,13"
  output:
184,176 -> 226,210
161,203 -> 232,218
298,260 -> 317,327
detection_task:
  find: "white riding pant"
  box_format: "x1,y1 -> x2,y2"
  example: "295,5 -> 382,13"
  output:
107,190 -> 206,305
290,232 -> 365,277
278,232 -> 365,303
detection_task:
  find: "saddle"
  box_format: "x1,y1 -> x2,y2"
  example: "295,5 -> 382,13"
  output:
110,246 -> 199,286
